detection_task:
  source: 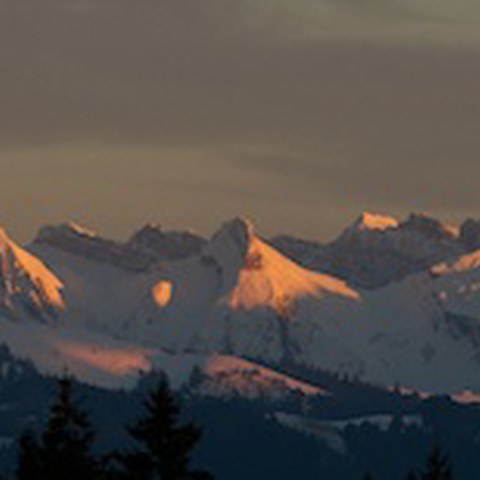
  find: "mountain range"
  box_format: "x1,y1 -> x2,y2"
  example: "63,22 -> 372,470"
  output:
0,212 -> 479,399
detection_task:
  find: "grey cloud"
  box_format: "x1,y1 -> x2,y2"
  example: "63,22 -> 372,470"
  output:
0,1 -> 478,148
320,0 -> 424,21
0,0 -> 479,241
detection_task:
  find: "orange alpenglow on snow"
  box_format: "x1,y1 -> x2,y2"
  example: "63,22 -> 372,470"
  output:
56,341 -> 152,376
152,280 -> 173,308
452,390 -> 480,405
227,220 -> 360,313
431,249 -> 480,276
203,354 -> 325,396
0,227 -> 65,309
355,212 -> 400,231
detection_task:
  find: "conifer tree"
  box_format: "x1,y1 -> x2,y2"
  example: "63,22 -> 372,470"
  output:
118,375 -> 214,480
17,375 -> 98,480
17,430 -> 42,480
405,445 -> 454,480
421,445 -> 454,480
405,471 -> 419,480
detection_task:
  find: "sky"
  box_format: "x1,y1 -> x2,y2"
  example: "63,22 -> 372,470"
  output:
1,0 -> 480,243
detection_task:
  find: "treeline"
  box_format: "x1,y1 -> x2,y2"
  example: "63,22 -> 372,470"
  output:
363,445 -> 454,480
16,375 -> 214,480
0,371 -> 460,480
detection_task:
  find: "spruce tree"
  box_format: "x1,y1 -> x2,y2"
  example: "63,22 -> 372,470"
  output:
405,445 -> 454,480
421,445 -> 454,480
118,375 -> 214,480
17,430 -> 42,480
405,471 -> 419,480
17,375 -> 98,480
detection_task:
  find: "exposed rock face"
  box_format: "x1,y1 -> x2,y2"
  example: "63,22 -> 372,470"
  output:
3,215 -> 480,394
127,224 -> 206,261
460,219 -> 480,250
272,212 -> 466,289
34,222 -> 206,271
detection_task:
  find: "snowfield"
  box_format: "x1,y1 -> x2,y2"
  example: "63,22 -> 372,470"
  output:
0,214 -> 480,398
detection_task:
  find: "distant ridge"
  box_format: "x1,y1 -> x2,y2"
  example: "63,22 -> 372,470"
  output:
0,213 -> 479,393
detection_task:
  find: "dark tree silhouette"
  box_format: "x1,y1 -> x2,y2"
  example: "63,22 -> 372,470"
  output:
405,471 -> 419,480
405,445 -> 454,480
17,375 -> 98,480
117,375 -> 214,480
17,430 -> 42,480
421,445 -> 454,480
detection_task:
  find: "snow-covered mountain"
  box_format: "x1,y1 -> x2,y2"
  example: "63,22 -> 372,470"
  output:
34,222 -> 206,272
127,224 -> 206,261
126,217 -> 360,362
0,227 -> 64,322
1,214 -> 480,397
271,212 -> 469,289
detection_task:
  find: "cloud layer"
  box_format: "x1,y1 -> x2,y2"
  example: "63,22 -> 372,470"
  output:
1,0 -> 479,241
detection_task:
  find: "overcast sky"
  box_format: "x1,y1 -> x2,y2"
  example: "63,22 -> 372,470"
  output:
1,0 -> 479,242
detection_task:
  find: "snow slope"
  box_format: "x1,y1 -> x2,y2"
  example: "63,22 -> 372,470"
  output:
196,354 -> 325,398
0,215 -> 480,396
0,312 -> 325,398
127,217 -> 361,362
0,228 -> 64,320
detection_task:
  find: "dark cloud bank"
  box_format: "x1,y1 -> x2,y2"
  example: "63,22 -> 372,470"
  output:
1,0 -> 479,241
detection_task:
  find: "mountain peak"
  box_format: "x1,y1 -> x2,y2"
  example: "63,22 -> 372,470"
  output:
65,221 -> 98,238
128,224 -> 206,261
341,211 -> 459,241
35,222 -> 98,243
228,234 -> 360,313
211,217 -> 256,255
354,212 -> 399,232
0,228 -> 65,315
401,213 -> 458,239
130,223 -> 163,238
195,217 -> 360,316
